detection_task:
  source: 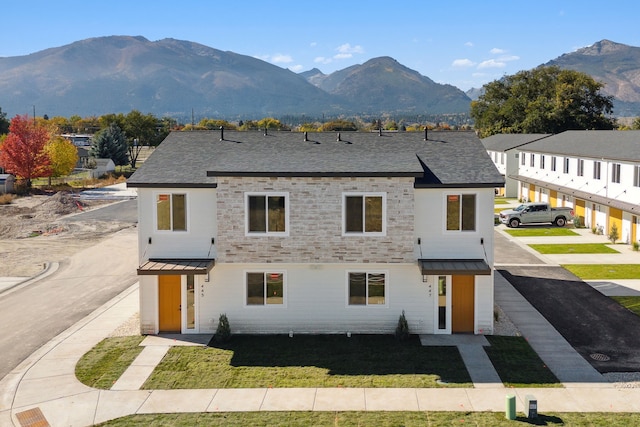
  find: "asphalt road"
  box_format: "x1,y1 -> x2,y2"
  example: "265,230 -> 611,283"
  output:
63,199 -> 138,223
0,201 -> 139,381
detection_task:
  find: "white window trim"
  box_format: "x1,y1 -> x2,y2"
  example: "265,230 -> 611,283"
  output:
433,275 -> 452,334
443,192 -> 478,233
633,165 -> 640,187
244,192 -> 290,236
244,270 -> 287,308
342,192 -> 387,236
593,161 -> 602,180
154,191 -> 188,232
345,270 -> 389,308
181,275 -> 199,333
611,163 -> 621,184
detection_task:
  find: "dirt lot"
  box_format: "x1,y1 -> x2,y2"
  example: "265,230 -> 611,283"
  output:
0,192 -> 134,277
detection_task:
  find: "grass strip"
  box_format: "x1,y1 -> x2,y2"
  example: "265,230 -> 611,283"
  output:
529,243 -> 619,254
505,228 -> 579,237
143,334 -> 472,389
611,296 -> 640,317
75,336 -> 144,389
484,336 -> 560,387
96,411 -> 640,426
563,264 -> 640,280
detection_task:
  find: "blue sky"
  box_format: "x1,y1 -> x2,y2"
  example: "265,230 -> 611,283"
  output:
3,0 -> 640,90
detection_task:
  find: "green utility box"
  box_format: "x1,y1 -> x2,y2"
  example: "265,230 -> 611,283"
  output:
505,394 -> 516,420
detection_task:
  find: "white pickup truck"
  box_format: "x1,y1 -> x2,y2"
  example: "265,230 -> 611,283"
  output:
499,202 -> 574,228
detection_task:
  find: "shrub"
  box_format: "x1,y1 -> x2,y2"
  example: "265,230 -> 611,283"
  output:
0,193 -> 14,205
608,223 -> 619,244
573,216 -> 582,228
395,310 -> 410,342
214,313 -> 231,343
633,241 -> 639,252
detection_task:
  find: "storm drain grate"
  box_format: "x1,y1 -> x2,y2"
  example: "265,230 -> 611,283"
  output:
590,353 -> 611,361
15,407 -> 50,427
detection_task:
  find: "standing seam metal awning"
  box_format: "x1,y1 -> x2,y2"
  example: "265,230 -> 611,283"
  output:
419,259 -> 492,275
137,258 -> 215,275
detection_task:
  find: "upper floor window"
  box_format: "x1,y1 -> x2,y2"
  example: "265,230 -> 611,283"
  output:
446,194 -> 476,232
593,161 -> 601,180
529,154 -> 535,167
551,156 -> 557,172
540,155 -> 546,170
348,272 -> 386,306
563,158 -> 570,174
611,163 -> 621,184
343,193 -> 386,235
246,272 -> 285,306
521,153 -> 526,166
577,159 -> 584,177
634,165 -> 640,187
500,153 -> 505,165
246,193 -> 289,235
156,193 -> 186,231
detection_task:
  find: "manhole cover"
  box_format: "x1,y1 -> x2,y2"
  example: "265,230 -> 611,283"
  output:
590,353 -> 611,361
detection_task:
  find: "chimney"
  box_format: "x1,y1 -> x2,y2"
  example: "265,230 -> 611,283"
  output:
219,126 -> 224,141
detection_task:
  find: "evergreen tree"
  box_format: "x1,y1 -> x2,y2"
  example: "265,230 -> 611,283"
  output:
90,123 -> 129,166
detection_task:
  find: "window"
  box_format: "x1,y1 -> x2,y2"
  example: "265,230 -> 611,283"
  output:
343,193 -> 385,235
156,193 -> 186,231
521,153 -> 526,166
540,155 -> 545,170
246,193 -> 288,235
446,194 -> 476,231
551,156 -> 557,172
246,272 -> 285,305
529,153 -> 535,167
500,153 -> 504,165
593,161 -> 601,180
577,159 -> 584,177
634,166 -> 640,187
348,272 -> 386,306
563,158 -> 570,174
611,163 -> 621,183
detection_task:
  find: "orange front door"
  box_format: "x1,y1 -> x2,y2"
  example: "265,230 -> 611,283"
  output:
452,275 -> 475,333
159,275 -> 181,332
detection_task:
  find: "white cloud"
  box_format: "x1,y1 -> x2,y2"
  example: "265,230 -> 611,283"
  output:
289,64 -> 304,72
452,58 -> 476,68
490,48 -> 506,54
336,43 -> 364,55
498,55 -> 520,62
478,59 -> 506,69
465,41 -> 474,47
271,54 -> 293,64
314,56 -> 332,64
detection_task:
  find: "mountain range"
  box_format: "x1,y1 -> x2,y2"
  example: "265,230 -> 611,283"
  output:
2,36 -> 640,119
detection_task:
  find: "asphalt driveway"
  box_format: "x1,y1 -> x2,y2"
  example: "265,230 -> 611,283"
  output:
495,230 -> 640,373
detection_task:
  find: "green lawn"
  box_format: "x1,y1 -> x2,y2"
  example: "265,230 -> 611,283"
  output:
143,335 -> 472,389
76,336 -> 144,389
611,296 -> 640,317
529,243 -> 619,254
484,336 -> 560,387
563,264 -> 640,280
504,228 -> 579,237
96,411 -> 640,426
494,199 -> 510,205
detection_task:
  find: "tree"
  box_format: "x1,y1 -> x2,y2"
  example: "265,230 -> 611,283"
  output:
471,66 -> 615,137
90,123 -> 129,166
0,115 -> 51,187
44,136 -> 78,185
320,119 -> 358,131
0,107 -> 9,135
123,110 -> 166,168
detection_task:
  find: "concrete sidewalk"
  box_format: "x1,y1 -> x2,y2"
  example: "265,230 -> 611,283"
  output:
3,281 -> 640,427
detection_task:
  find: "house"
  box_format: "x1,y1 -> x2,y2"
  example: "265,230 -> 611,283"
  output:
90,158 -> 116,178
482,134 -> 550,198
127,130 -> 504,336
513,130 -> 640,244
0,173 -> 15,194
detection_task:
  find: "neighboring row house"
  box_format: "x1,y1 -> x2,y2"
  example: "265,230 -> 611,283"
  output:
484,130 -> 640,245
127,130 -> 503,336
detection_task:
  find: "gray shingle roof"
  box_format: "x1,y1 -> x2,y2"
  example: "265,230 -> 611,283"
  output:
481,133 -> 551,152
521,130 -> 640,162
127,130 -> 504,188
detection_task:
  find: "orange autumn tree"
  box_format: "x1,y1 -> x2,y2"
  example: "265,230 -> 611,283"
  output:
0,115 -> 51,187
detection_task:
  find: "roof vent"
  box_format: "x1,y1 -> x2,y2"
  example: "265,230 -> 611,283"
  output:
219,126 -> 224,141
424,127 -> 428,141
378,128 -> 382,136
337,132 -> 341,142
264,128 -> 268,136
304,131 -> 308,142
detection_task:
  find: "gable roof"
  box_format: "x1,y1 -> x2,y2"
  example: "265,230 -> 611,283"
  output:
521,130 -> 640,162
127,130 -> 504,188
481,133 -> 551,152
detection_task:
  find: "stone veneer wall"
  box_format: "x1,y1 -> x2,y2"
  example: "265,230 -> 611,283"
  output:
216,176 -> 415,263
